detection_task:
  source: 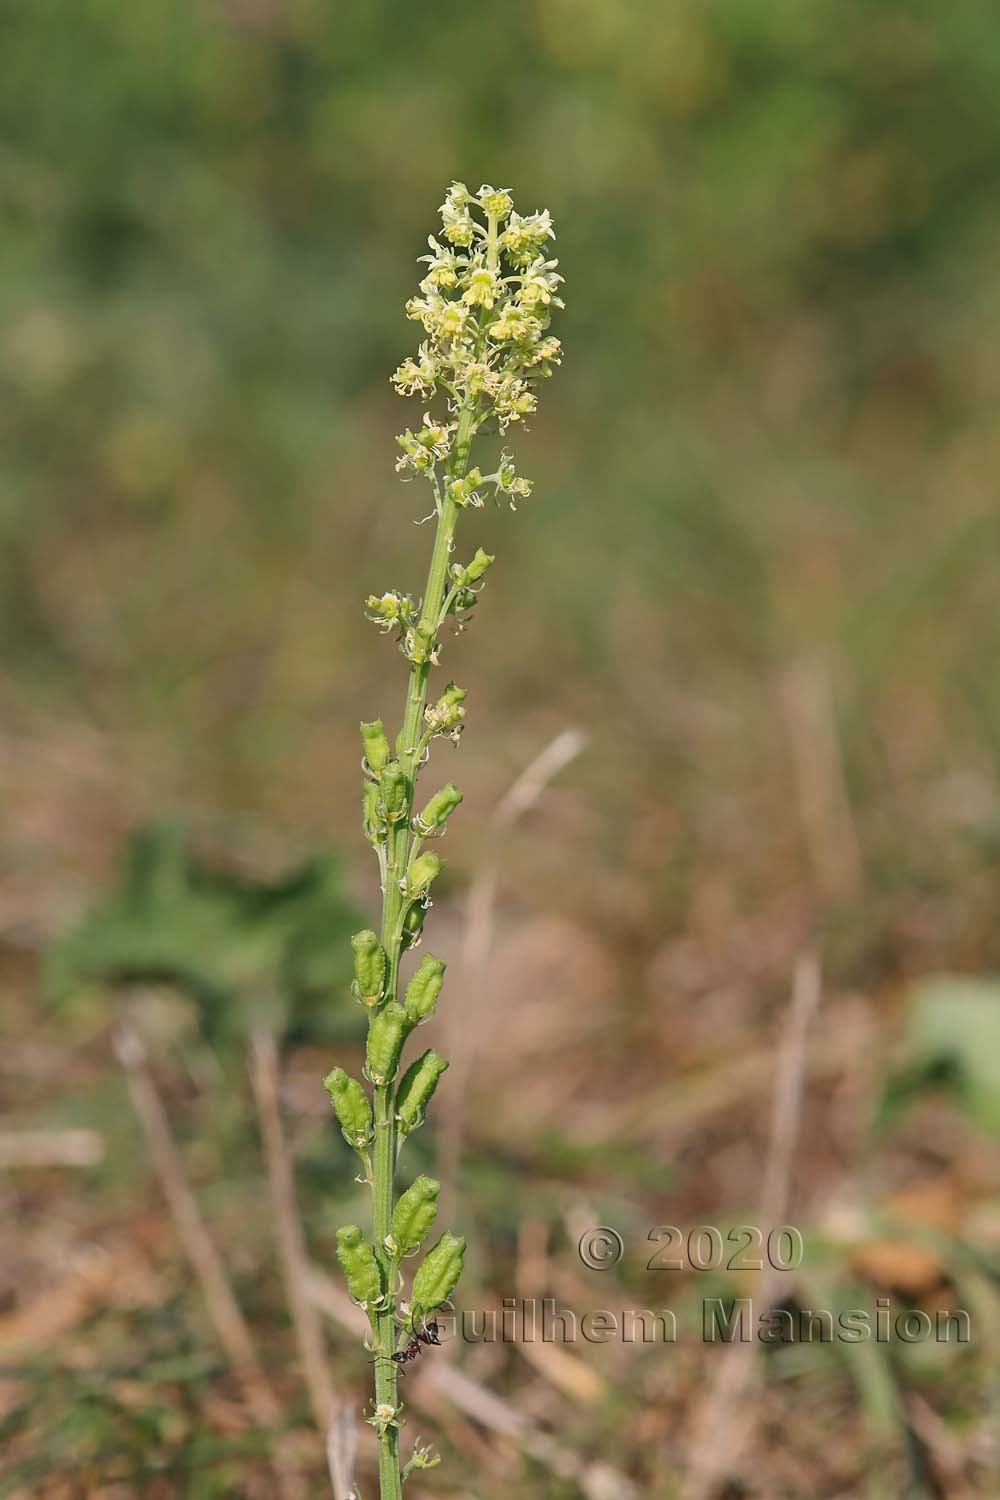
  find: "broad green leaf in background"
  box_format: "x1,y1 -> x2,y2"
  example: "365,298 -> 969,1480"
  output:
45,823 -> 362,1045
882,976 -> 1000,1135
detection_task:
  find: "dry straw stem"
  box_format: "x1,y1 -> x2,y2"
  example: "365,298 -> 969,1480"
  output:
114,1018 -> 303,1500
249,1026 -> 356,1499
114,1022 -> 280,1426
0,1128 -> 104,1168
437,726 -> 586,1202
778,656 -> 862,903
681,951 -> 823,1500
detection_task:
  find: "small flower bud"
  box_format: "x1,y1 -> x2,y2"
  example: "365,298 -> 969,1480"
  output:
365,1001 -> 410,1086
403,954 -> 446,1024
411,1231 -> 466,1318
414,784 -> 463,836
324,1067 -> 374,1150
395,1049 -> 449,1134
405,851 -> 442,898
378,761 -> 410,824
351,930 -> 387,1007
336,1225 -> 383,1307
391,1173 -> 440,1255
465,547 -> 495,583
360,720 -> 391,776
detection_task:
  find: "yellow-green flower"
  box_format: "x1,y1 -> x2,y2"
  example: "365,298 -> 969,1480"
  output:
478,184 -> 513,221
462,266 -> 498,308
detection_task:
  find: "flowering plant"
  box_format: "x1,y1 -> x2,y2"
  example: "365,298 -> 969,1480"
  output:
327,182 -> 563,1497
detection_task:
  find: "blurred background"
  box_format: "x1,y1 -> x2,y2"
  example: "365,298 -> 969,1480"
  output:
2,0 -> 1000,1494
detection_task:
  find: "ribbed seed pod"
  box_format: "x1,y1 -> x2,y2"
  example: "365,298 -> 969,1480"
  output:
391,1174 -> 440,1255
465,546 -> 495,582
362,779 -> 385,843
409,621 -> 437,665
395,1049 -> 449,1134
323,1067 -> 373,1150
336,1225 -> 383,1307
414,784 -> 463,835
410,1231 -> 466,1317
378,761 -> 409,824
401,902 -> 425,950
361,719 -> 391,776
351,929 -> 387,1008
403,955 -> 446,1024
365,1001 -> 409,1086
405,851 -> 442,897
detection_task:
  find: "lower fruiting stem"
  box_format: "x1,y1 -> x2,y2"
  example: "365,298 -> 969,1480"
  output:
368,436 -> 470,1494
372,1082 -> 402,1498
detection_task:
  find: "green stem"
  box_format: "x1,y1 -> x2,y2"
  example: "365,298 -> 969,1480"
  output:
371,1082 -> 402,1498
367,394 -> 477,1496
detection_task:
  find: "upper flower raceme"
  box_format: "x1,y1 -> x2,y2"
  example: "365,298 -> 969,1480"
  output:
391,184 -> 563,500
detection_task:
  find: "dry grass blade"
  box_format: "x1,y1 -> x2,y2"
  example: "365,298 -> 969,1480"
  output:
681,951 -> 823,1500
778,658 -> 862,902
0,1128 -> 104,1168
326,1403 -> 360,1500
113,1019 -> 299,1496
437,728 -> 586,1200
250,1026 -> 349,1495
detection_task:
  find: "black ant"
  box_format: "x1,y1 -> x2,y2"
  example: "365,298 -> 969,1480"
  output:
370,1317 -> 441,1377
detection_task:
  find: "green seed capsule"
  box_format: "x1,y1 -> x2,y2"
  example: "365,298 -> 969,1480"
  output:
415,784 -> 463,835
409,621 -> 437,665
365,1001 -> 409,1086
395,1049 -> 449,1134
336,1225 -> 383,1307
378,761 -> 409,824
391,1174 -> 440,1254
351,929 -> 387,1008
323,1067 -> 374,1149
411,1231 -> 466,1317
406,851 -> 442,897
404,955 -> 446,1024
362,779 -> 385,843
401,902 -> 426,950
360,719 -> 391,776
465,546 -> 495,583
